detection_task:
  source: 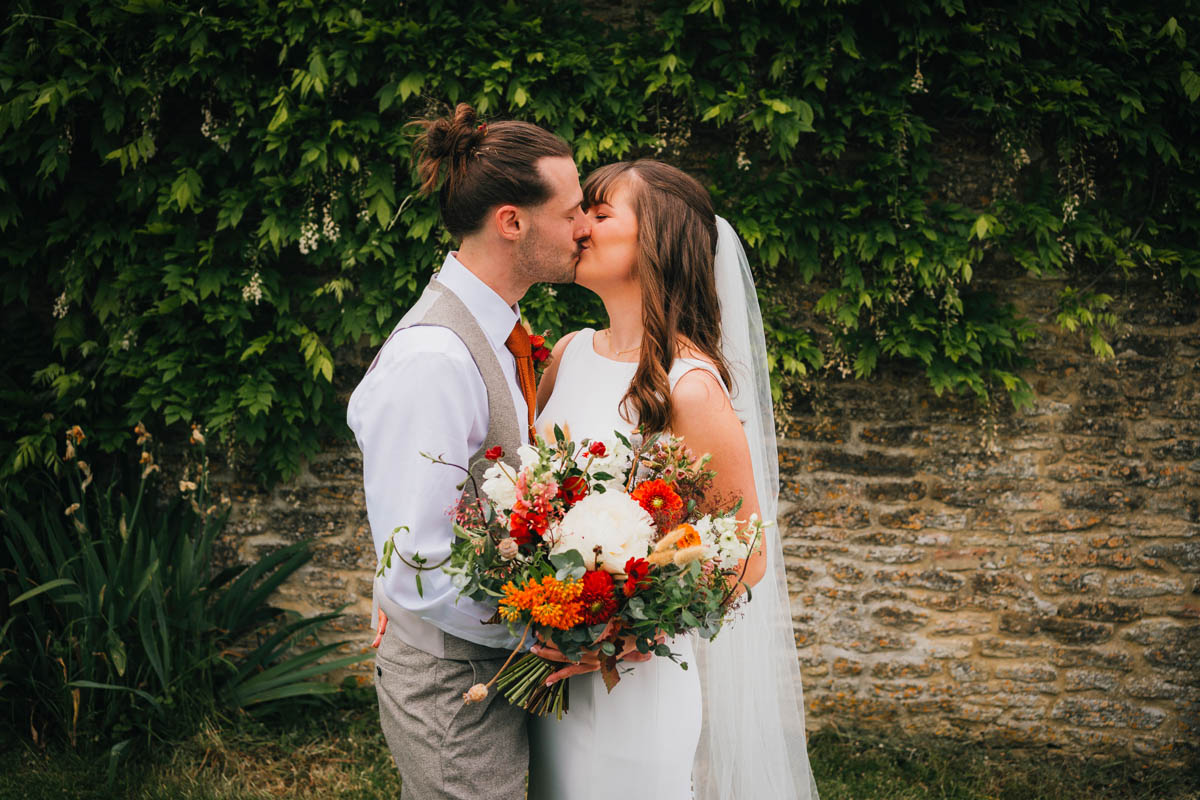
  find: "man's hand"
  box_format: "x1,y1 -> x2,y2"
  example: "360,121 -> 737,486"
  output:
532,633 -> 665,686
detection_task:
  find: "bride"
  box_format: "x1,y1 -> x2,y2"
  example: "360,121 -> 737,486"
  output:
528,160 -> 819,800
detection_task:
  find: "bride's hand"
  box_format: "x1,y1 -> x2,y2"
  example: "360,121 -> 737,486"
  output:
532,634 -> 660,686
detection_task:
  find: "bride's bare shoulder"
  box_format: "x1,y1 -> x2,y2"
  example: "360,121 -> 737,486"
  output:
674,334 -> 713,364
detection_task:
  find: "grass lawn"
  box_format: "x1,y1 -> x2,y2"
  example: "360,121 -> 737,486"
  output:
2,695 -> 1196,800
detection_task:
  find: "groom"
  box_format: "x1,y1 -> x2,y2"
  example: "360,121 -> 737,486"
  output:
347,104 -> 589,799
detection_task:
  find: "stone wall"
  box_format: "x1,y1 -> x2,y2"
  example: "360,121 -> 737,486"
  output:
778,278 -> 1198,760
217,276 -> 1198,760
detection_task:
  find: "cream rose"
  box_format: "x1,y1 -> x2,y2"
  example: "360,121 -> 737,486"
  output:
549,490 -> 655,576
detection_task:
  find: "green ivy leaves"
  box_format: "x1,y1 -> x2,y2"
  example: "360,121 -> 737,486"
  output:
0,0 -> 1196,485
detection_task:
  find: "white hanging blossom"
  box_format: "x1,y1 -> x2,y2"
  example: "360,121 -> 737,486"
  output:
242,271 -> 264,304
53,292 -> 70,319
298,219 -> 320,254
321,204 -> 341,243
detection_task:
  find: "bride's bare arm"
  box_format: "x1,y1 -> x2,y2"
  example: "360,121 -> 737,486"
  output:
534,330 -> 578,414
669,368 -> 767,589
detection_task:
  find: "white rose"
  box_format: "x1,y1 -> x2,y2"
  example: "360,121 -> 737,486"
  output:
549,490 -> 655,576
480,462 -> 518,510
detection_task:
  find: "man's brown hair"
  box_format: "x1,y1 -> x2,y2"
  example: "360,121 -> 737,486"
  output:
410,103 -> 572,239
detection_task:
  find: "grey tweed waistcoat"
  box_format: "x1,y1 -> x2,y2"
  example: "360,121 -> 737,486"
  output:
372,277 -> 524,661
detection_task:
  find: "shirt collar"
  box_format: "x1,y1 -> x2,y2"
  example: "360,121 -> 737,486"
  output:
435,252 -> 521,348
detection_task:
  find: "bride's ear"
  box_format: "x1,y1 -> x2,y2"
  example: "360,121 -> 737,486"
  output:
492,205 -> 522,241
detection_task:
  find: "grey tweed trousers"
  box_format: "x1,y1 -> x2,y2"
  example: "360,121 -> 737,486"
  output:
375,630 -> 528,800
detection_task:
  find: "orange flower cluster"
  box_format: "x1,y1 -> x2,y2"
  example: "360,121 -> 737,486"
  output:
498,575 -> 584,630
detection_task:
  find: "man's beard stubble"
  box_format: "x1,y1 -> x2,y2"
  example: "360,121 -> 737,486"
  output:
514,225 -> 580,286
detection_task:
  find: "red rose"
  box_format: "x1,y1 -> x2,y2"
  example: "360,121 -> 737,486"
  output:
587,441 -> 607,457
623,558 -> 650,597
532,346 -> 551,363
580,570 -> 618,624
530,334 -> 546,348
559,474 -> 589,507
485,445 -> 504,461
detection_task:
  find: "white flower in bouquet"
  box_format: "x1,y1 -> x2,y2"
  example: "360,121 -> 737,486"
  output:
695,514 -> 761,566
516,444 -> 541,470
549,490 -> 655,575
582,437 -> 634,488
480,462 -> 518,511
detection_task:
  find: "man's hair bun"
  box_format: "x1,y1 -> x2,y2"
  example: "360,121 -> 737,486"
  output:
411,103 -> 488,197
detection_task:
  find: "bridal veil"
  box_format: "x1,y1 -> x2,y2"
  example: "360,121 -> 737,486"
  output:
692,216 -> 819,800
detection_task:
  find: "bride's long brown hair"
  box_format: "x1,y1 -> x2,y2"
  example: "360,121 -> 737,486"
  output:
582,160 -> 732,436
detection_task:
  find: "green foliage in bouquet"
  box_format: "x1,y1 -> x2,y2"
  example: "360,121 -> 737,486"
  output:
1,0 -> 1197,485
0,430 -> 368,778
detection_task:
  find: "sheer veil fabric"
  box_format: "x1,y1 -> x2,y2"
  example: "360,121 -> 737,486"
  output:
692,217 -> 819,800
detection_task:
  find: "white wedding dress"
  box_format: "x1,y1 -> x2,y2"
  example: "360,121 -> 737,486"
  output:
528,328 -> 725,800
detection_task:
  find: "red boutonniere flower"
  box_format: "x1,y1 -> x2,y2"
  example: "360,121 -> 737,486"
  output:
485,445 -> 504,461
531,333 -> 552,374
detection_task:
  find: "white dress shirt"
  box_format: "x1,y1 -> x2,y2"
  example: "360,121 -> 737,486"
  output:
347,253 -> 529,650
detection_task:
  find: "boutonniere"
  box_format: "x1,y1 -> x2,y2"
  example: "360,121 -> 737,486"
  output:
531,332 -> 551,375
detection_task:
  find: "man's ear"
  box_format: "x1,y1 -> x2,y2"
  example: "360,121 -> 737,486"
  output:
493,205 -> 522,241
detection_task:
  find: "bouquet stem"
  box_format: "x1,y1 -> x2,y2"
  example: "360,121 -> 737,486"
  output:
494,653 -> 569,719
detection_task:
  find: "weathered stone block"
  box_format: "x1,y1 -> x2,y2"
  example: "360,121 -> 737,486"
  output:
1036,571 -> 1102,595
1060,486 -> 1142,512
782,420 -> 851,444
870,605 -> 929,631
874,568 -> 966,592
1108,574 -> 1187,598
1056,599 -> 1143,623
932,548 -> 998,571
787,504 -> 872,529
1142,541 -> 1200,572
972,572 -> 1031,597
863,546 -> 924,564
1050,698 -> 1166,730
870,659 -> 939,679
864,480 -> 927,502
1037,616 -> 1114,645
928,616 -> 992,637
1022,513 -> 1104,534
996,663 -> 1058,683
945,661 -> 988,683
808,448 -> 917,477
829,561 -> 866,583
859,424 -> 931,447
1050,647 -> 1134,671
1123,621 -> 1200,670
831,657 -> 864,676
1063,669 -> 1120,692
878,508 -> 926,529
979,637 -> 1053,659
1152,440 -> 1200,461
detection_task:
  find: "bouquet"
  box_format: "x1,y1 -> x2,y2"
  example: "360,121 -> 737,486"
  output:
380,426 -> 766,718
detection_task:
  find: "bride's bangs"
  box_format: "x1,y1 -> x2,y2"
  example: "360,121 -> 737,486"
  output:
581,162 -> 635,211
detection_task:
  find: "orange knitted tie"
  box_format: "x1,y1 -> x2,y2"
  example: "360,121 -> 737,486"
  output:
505,321 -> 538,443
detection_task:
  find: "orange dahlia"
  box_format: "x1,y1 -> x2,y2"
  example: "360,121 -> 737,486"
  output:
630,479 -> 685,531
